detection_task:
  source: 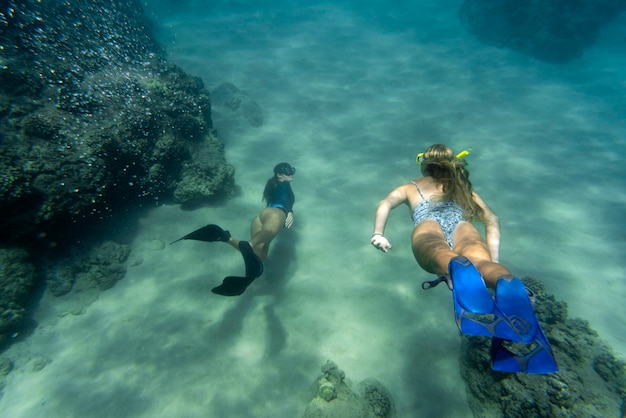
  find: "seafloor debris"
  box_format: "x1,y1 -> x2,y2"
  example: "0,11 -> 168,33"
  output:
459,277 -> 626,417
302,360 -> 396,418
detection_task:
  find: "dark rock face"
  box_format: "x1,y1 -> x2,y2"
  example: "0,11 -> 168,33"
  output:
459,0 -> 626,63
460,277 -> 626,417
46,241 -> 131,297
0,0 -> 234,245
0,247 -> 36,348
0,0 -> 236,351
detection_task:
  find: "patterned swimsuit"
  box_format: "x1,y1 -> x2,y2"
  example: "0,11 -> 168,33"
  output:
410,181 -> 464,248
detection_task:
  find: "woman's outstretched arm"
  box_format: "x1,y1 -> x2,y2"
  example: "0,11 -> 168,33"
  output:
371,185 -> 409,252
472,192 -> 501,262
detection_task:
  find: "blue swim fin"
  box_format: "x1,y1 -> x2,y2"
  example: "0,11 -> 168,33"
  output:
449,256 -> 499,337
449,257 -> 558,373
490,277 -> 559,373
450,257 -> 532,340
491,331 -> 559,374
492,276 -> 541,342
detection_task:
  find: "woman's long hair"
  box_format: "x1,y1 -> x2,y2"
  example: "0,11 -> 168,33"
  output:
262,175 -> 295,203
420,144 -> 480,219
263,176 -> 280,201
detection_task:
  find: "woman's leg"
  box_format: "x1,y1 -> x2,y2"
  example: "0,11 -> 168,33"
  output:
249,208 -> 286,261
225,208 -> 285,261
412,221 -> 511,287
411,220 -> 457,276
452,222 -> 510,288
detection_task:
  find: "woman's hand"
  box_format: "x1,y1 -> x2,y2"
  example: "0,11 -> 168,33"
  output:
284,212 -> 294,228
371,233 -> 392,252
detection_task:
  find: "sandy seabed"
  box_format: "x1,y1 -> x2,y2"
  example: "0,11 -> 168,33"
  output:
1,2 -> 625,416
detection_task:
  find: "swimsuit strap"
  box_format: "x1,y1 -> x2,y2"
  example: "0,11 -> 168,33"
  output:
410,181 -> 425,199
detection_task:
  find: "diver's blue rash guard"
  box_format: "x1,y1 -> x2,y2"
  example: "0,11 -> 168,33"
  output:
267,181 -> 294,213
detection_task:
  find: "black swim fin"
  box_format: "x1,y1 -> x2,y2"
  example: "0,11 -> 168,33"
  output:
170,224 -> 231,245
212,276 -> 255,296
211,242 -> 263,296
239,241 -> 264,279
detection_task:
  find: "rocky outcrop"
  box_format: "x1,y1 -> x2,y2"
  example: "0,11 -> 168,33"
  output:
46,241 -> 131,297
459,0 -> 626,63
0,0 -> 235,351
0,248 -> 37,348
0,0 -> 235,245
460,277 -> 626,417
302,361 -> 396,418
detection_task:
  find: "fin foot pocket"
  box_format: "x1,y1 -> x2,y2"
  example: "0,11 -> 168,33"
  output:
239,241 -> 264,279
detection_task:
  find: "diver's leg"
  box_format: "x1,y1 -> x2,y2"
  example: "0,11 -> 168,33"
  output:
251,214 -> 263,237
226,236 -> 240,251
452,222 -> 510,288
411,220 -> 457,276
249,208 -> 286,261
226,215 -> 263,251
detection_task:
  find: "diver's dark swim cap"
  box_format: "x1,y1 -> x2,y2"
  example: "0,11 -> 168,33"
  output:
273,162 -> 296,176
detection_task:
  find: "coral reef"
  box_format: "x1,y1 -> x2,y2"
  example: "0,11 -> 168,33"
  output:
302,360 -> 396,418
39,241 -> 131,317
459,0 -> 626,63
0,356 -> 13,401
0,0 -> 235,245
0,0 -> 235,353
46,241 -> 131,298
0,248 -> 37,349
460,277 -> 626,417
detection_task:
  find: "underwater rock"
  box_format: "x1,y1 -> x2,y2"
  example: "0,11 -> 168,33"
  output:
211,82 -> 264,127
0,0 -> 240,355
173,156 -> 236,208
459,0 -> 626,63
0,247 -> 37,349
0,0 -> 234,245
21,114 -> 60,140
357,379 -> 396,418
172,132 -> 236,207
241,98 -> 264,128
0,356 -> 13,378
0,247 -> 37,306
40,241 -> 131,317
459,277 -> 626,417
46,241 -> 131,298
0,302 -> 26,349
302,360 -> 396,418
0,356 -> 13,401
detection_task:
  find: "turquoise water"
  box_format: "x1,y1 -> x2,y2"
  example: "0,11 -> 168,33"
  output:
2,1 -> 625,416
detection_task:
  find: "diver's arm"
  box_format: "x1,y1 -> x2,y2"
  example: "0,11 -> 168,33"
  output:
371,186 -> 408,252
473,192 -> 501,262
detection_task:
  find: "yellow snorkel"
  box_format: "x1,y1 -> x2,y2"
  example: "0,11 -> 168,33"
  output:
455,149 -> 471,159
416,148 -> 472,164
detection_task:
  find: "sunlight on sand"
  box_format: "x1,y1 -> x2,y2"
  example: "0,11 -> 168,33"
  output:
2,2 -> 625,417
